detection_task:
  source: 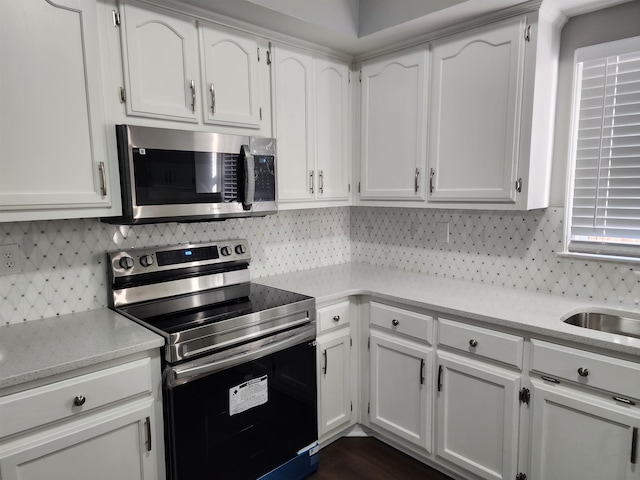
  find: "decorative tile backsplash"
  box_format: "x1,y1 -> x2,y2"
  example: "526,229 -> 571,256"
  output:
2,206 -> 640,325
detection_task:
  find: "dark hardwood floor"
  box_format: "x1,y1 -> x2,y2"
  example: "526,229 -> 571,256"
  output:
306,437 -> 453,480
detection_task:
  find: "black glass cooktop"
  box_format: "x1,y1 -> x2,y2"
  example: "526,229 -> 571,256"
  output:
120,283 -> 313,334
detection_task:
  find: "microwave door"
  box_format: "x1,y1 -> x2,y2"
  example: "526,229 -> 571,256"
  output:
242,145 -> 254,211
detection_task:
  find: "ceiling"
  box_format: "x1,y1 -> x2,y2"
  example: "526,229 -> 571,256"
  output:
176,0 -> 632,55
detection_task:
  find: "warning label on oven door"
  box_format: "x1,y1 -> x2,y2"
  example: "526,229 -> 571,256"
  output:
229,375 -> 268,416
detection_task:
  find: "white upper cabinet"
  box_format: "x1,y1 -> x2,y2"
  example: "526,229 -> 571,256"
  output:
428,17 -> 524,203
0,0 -> 118,222
119,0 -> 199,122
200,23 -> 261,128
272,44 -> 315,203
359,47 -> 428,201
315,58 -> 351,203
427,12 -> 561,210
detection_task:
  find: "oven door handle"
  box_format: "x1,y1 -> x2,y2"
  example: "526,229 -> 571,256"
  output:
167,322 -> 316,387
242,145 -> 254,211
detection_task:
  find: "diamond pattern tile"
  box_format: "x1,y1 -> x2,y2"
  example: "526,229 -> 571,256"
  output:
3,206 -> 640,325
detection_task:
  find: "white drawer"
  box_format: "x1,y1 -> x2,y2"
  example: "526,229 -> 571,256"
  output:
318,300 -> 351,333
531,339 -> 640,399
438,318 -> 524,369
369,301 -> 433,344
0,357 -> 152,439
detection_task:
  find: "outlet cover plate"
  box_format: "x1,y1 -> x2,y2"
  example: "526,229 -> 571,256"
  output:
0,244 -> 23,275
436,222 -> 450,243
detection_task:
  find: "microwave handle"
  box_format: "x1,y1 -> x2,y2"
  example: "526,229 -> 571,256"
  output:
242,145 -> 254,211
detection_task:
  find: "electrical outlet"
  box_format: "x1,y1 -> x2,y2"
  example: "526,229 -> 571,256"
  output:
0,244 -> 23,275
436,222 -> 450,243
309,220 -> 321,240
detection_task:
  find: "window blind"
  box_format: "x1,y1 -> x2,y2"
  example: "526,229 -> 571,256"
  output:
568,37 -> 640,258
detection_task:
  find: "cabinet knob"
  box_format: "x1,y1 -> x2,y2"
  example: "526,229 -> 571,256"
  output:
392,319 -> 399,326
333,315 -> 340,322
73,395 -> 86,407
469,339 -> 478,348
578,367 -> 589,377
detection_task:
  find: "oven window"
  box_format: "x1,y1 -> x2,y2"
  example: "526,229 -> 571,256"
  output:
164,340 -> 317,480
132,148 -> 241,205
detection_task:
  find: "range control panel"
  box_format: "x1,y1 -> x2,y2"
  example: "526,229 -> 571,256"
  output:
109,239 -> 250,278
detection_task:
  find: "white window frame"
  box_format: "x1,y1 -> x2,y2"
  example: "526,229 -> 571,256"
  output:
563,35 -> 640,264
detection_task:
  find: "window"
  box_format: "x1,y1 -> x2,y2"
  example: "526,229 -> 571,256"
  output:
565,35 -> 640,261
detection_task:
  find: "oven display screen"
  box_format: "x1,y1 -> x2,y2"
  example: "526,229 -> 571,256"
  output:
156,246 -> 219,266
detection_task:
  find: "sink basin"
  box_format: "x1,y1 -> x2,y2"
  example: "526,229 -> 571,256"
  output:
563,311 -> 640,339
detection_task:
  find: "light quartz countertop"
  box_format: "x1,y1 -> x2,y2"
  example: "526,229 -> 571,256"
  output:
255,262 -> 640,357
0,309 -> 164,389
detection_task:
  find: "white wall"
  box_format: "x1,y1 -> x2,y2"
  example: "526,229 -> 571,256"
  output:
549,1 -> 640,206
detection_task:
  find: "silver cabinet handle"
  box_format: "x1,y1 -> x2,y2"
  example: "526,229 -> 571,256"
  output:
309,171 -> 314,194
469,339 -> 478,348
144,416 -> 152,452
98,161 -> 107,197
391,319 -> 399,326
189,80 -> 196,112
333,315 -> 340,322
319,170 -> 324,194
419,359 -> 425,385
578,367 -> 589,377
214,83 -> 216,113
415,168 -> 419,193
73,395 -> 86,407
632,427 -> 638,465
323,349 -> 328,374
429,168 -> 435,193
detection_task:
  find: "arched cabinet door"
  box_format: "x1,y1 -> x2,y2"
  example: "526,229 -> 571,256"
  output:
119,0 -> 199,122
428,16 -> 526,203
0,0 -> 117,221
359,48 -> 428,201
200,23 -> 261,128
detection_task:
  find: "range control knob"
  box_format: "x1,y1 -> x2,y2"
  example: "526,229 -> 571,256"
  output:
220,246 -> 232,256
119,256 -> 135,270
235,244 -> 246,255
140,255 -> 154,267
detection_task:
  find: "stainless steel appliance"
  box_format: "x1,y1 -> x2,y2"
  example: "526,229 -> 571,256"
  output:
108,240 -> 318,480
103,125 -> 277,224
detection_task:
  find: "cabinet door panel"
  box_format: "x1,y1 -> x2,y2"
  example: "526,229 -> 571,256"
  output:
530,380 -> 640,480
0,399 -> 156,480
360,48 -> 428,200
436,352 -> 520,480
315,59 -> 350,201
200,24 -> 260,127
120,1 -> 198,122
370,330 -> 431,451
429,18 -> 525,202
318,329 -> 352,437
273,45 -> 314,202
0,0 -> 111,215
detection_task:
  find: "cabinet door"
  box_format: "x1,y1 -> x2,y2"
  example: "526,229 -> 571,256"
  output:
0,399 -> 157,480
429,17 -> 525,202
120,0 -> 199,122
530,380 -> 640,480
200,23 -> 261,128
272,44 -> 315,202
315,58 -> 351,202
318,328 -> 353,439
360,48 -> 428,201
0,0 -> 113,220
369,329 -> 432,451
436,351 -> 521,480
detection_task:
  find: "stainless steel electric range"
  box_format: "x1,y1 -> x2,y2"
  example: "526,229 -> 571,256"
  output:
108,239 -> 319,480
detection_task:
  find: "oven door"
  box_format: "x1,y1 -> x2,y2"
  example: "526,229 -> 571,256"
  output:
163,325 -> 318,480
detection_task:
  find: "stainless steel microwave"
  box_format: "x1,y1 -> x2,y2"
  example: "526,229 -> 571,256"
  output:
103,125 -> 277,224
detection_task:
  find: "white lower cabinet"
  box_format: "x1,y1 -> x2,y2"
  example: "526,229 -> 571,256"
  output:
529,379 -> 640,480
0,353 -> 164,480
317,300 -> 357,442
436,351 -> 521,480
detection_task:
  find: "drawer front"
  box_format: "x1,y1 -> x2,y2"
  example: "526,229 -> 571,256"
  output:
370,301 -> 433,344
531,339 -> 640,399
438,318 -> 524,369
318,300 -> 351,333
0,357 -> 152,438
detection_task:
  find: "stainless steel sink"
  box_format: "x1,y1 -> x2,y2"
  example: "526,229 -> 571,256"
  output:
563,311 -> 640,339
